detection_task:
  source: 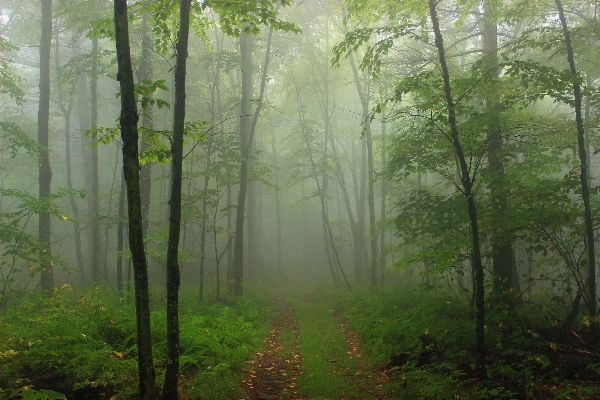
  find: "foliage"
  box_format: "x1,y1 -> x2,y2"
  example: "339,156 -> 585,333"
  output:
0,37 -> 24,104
334,284 -> 600,399
0,285 -> 270,399
0,188 -> 78,307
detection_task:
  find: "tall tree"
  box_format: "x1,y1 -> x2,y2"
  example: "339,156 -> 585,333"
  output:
348,55 -> 378,286
113,0 -> 156,397
428,0 -> 486,379
55,29 -> 85,287
483,0 -> 515,301
138,11 -> 153,237
231,24 -> 274,294
555,0 -> 597,338
231,30 -> 253,296
164,0 -> 192,395
39,0 -> 53,294
90,34 -> 101,282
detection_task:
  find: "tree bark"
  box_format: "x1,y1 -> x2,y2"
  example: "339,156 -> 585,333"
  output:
270,124 -> 283,273
348,56 -> 378,286
379,104 -> 387,285
199,141 -> 212,303
164,0 -> 192,396
139,11 -> 153,238
90,35 -> 101,283
483,1 -> 515,302
55,29 -> 85,287
294,82 -> 340,287
116,171 -> 126,293
231,26 -> 274,295
39,0 -> 53,294
428,0 -> 486,379
555,0 -> 597,338
113,1 -> 156,397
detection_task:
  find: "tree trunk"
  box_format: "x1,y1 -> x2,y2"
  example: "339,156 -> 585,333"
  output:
90,35 -> 101,283
247,168 -> 257,281
139,12 -> 153,237
113,1 -> 156,397
55,30 -> 85,287
483,1 -> 515,302
199,142 -> 212,303
77,75 -> 93,274
117,171 -> 126,293
380,104 -> 387,285
294,82 -> 340,287
270,124 -> 283,273
39,0 -> 53,294
555,0 -> 597,338
164,0 -> 191,396
350,140 -> 364,278
348,57 -> 378,286
232,26 -> 274,295
428,0 -> 486,379
231,31 -> 253,296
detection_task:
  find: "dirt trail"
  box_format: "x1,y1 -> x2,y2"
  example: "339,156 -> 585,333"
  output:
240,294 -> 388,400
336,317 -> 389,400
240,296 -> 303,400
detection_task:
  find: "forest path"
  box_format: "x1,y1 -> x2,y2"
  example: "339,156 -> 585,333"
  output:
240,288 -> 387,399
240,294 -> 303,399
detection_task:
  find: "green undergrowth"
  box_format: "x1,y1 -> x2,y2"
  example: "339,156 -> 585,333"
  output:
332,284 -> 600,399
0,284 -> 270,399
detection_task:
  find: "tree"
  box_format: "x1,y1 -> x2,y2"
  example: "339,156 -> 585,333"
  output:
54,27 -> 85,287
482,0 -> 516,300
427,0 -> 486,378
113,0 -> 156,397
164,0 -> 192,395
555,0 -> 597,338
39,0 -> 53,294
90,32 -> 101,283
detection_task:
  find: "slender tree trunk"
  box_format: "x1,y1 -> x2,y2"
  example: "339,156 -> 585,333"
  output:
55,30 -> 85,287
270,124 -> 283,272
231,31 -> 253,296
139,12 -> 153,237
113,0 -> 156,397
294,82 -> 340,287
555,0 -> 597,338
103,150 -> 120,281
428,0 -> 486,379
117,171 -> 126,293
380,104 -> 387,285
76,73 -> 92,274
232,26 -> 274,295
164,0 -> 191,396
359,139 -> 369,273
247,163 -> 257,281
350,140 -> 364,278
348,57 -> 378,286
90,35 -> 101,283
39,0 -> 53,294
199,142 -> 212,303
483,1 -> 515,302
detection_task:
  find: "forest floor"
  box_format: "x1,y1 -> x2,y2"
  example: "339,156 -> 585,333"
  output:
240,291 -> 388,400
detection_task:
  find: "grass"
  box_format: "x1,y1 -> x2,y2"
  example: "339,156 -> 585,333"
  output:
284,283 -> 380,399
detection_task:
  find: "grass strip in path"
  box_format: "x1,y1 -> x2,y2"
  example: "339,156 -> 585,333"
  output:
240,296 -> 302,399
291,295 -> 386,399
